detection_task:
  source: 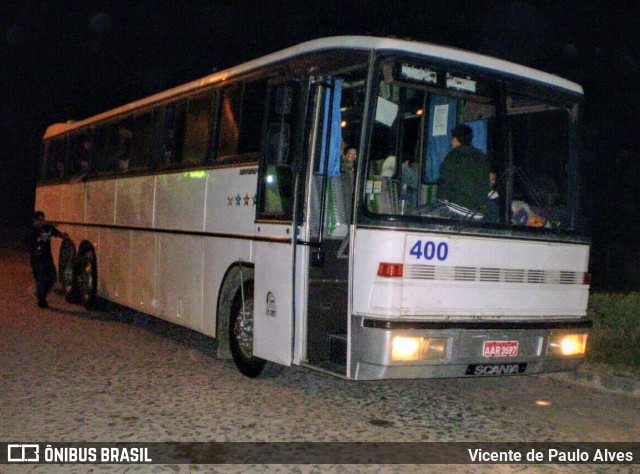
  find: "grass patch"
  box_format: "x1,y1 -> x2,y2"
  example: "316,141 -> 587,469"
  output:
587,293 -> 640,367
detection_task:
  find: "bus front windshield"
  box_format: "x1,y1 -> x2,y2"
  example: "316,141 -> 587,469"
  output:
365,60 -> 582,232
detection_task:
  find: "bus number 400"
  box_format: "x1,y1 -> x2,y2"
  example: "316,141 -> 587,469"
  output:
409,240 -> 449,261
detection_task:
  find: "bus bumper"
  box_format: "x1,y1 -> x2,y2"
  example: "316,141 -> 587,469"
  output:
349,316 -> 591,380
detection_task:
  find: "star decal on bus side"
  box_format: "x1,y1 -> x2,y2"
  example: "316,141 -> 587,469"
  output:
235,194 -> 242,206
227,196 -> 233,206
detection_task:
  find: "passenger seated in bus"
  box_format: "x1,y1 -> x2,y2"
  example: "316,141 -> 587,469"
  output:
116,124 -> 132,173
161,128 -> 176,164
437,124 -> 492,217
53,161 -> 66,181
341,146 -> 357,181
342,146 -> 357,169
75,158 -> 90,182
117,156 -> 130,173
75,140 -> 91,181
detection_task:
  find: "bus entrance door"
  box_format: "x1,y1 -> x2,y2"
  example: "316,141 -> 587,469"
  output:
253,226 -> 295,367
252,81 -> 302,367
304,78 -> 351,375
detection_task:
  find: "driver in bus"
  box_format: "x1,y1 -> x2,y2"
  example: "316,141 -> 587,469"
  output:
437,124 -> 497,220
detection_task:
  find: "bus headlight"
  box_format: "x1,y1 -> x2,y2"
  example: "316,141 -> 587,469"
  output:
548,333 -> 588,356
391,336 -> 449,362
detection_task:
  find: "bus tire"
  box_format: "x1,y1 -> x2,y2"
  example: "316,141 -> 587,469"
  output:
58,238 -> 77,302
75,243 -> 98,310
229,280 -> 282,378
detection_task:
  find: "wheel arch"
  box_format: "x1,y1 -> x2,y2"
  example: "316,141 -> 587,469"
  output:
215,262 -> 254,360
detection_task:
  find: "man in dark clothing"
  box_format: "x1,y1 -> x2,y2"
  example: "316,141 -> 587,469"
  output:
27,211 -> 68,308
437,124 -> 492,215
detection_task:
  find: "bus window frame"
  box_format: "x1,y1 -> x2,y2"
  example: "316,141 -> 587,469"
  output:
41,136 -> 69,183
356,53 -> 586,241
255,78 -> 305,222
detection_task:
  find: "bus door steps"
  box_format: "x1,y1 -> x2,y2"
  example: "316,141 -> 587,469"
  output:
328,333 -> 347,366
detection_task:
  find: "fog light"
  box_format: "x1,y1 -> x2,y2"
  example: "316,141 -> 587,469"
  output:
391,337 -> 449,361
392,337 -> 420,361
549,333 -> 587,356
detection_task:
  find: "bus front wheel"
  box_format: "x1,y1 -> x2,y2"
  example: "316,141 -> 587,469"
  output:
229,280 -> 281,378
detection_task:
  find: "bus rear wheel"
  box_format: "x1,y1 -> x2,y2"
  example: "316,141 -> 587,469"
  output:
229,280 -> 281,378
76,247 -> 98,310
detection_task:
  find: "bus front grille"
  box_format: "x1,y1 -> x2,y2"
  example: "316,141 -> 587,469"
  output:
403,265 -> 584,285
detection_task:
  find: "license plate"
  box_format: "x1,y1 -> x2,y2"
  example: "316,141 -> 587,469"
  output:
483,340 -> 519,357
465,363 -> 527,376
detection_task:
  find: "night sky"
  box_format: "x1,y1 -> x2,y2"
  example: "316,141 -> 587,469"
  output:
1,1 -> 639,289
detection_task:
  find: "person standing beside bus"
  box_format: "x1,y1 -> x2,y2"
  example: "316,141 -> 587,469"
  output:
27,211 -> 68,308
437,124 -> 492,215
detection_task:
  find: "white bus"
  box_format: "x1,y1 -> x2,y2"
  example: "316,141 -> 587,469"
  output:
36,36 -> 591,380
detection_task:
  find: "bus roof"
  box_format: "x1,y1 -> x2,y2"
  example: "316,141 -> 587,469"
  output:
44,35 -> 583,139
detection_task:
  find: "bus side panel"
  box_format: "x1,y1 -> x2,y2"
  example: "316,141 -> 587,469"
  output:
204,166 -> 258,236
253,232 -> 294,366
155,173 -> 206,231
35,185 -> 63,221
156,233 -> 204,331
86,180 -> 116,225
99,227 -> 131,302
129,230 -> 157,314
115,176 -> 155,228
60,183 -> 85,223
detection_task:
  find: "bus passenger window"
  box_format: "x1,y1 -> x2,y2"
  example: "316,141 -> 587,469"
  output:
115,122 -> 133,173
159,103 -> 186,167
43,138 -> 68,182
182,92 -> 214,166
171,104 -> 186,165
238,81 -> 267,155
68,132 -> 92,181
132,112 -> 154,171
216,85 -> 242,158
258,83 -> 299,217
91,125 -> 113,174
160,105 -> 176,165
216,81 -> 267,160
